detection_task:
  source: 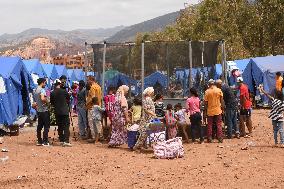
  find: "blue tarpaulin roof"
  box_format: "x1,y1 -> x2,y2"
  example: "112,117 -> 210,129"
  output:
73,69 -> 85,81
234,58 -> 251,73
243,55 -> 284,103
105,73 -> 137,95
41,64 -> 58,80
22,59 -> 47,78
55,65 -> 68,78
0,57 -> 34,125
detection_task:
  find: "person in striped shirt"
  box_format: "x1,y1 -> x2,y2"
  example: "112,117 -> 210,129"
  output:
259,86 -> 284,147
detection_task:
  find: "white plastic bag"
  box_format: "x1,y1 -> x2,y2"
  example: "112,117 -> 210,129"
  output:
153,137 -> 184,159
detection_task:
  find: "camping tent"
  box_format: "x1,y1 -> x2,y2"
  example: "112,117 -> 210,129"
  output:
67,69 -> 77,83
234,58 -> 251,73
73,69 -> 85,81
0,57 -> 34,125
23,59 -> 47,85
55,65 -> 68,78
105,73 -> 137,95
144,72 -> 168,89
41,64 -> 58,81
242,55 -> 284,103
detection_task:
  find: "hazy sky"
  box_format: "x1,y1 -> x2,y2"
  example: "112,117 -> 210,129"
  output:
0,0 -> 199,35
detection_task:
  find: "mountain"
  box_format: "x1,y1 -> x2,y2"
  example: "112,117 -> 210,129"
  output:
0,26 -> 125,49
106,11 -> 181,43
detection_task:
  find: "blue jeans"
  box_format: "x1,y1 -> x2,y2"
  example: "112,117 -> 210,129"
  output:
272,120 -> 284,144
77,107 -> 87,136
225,109 -> 239,137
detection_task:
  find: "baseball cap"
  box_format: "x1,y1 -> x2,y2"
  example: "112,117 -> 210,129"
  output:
208,79 -> 215,84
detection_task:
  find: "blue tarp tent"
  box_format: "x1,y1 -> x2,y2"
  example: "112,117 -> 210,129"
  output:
144,72 -> 167,89
105,73 -> 137,95
243,55 -> 284,103
73,69 -> 85,81
55,65 -> 68,78
214,64 -> 222,80
41,64 -> 58,81
87,72 -> 95,77
67,69 -> 77,83
0,57 -> 34,125
234,58 -> 251,73
23,59 -> 47,78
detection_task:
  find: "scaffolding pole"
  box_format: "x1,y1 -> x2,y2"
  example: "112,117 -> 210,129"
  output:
84,42 -> 88,79
141,41 -> 145,94
189,40 -> 193,89
102,41 -> 106,97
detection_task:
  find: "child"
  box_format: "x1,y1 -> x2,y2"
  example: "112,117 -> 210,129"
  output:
165,104 -> 177,139
91,97 -> 105,143
131,97 -> 142,124
259,86 -> 284,147
154,94 -> 165,121
104,86 -> 116,140
175,103 -> 190,143
186,88 -> 203,143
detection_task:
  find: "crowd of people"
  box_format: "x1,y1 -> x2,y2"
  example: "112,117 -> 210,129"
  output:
33,73 -> 284,149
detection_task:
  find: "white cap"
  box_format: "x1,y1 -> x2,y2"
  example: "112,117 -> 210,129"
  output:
237,77 -> 244,82
54,79 -> 61,84
208,79 -> 215,84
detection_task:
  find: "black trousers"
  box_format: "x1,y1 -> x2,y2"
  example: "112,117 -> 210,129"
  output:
37,111 -> 50,143
56,114 -> 70,143
190,112 -> 204,142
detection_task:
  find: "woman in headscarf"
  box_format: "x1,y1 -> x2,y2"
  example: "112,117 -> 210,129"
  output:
134,87 -> 156,150
108,85 -> 130,147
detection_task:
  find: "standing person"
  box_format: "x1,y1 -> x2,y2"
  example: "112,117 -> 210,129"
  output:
154,94 -> 165,121
216,79 -> 240,139
259,86 -> 284,147
275,72 -> 283,92
86,76 -> 102,142
186,88 -> 203,143
50,79 -> 72,147
204,79 -> 224,143
71,81 -> 79,115
165,104 -> 177,139
134,87 -> 156,150
91,97 -> 105,143
77,80 -> 87,138
108,85 -> 130,147
34,78 -> 50,146
60,75 -> 68,89
175,103 -> 190,143
104,86 -> 116,140
237,77 -> 253,138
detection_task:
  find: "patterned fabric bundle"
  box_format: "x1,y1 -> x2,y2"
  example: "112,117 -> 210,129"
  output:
153,137 -> 184,159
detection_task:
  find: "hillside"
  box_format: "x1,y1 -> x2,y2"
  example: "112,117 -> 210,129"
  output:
106,11 -> 181,43
0,26 -> 125,49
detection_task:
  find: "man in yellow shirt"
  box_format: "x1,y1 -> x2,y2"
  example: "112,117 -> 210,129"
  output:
275,72 -> 283,92
86,76 -> 102,142
204,79 -> 224,143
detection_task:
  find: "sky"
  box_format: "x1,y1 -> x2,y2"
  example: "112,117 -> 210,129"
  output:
0,0 -> 199,35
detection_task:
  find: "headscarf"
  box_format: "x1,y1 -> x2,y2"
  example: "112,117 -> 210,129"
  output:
143,87 -> 154,96
116,85 -> 129,107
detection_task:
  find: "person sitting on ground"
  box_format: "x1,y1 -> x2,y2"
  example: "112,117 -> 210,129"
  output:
186,88 -> 204,144
216,79 -> 240,139
204,79 -> 224,143
165,104 -> 177,139
237,77 -> 253,138
50,79 -> 72,147
91,97 -> 105,143
131,97 -> 142,124
259,86 -> 284,148
154,94 -> 165,121
175,103 -> 190,143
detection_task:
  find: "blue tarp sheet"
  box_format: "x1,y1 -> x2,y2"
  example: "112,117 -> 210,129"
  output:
73,69 -> 85,81
234,58 -> 251,73
23,59 -> 47,78
55,65 -> 68,78
0,57 -> 34,125
243,55 -> 284,103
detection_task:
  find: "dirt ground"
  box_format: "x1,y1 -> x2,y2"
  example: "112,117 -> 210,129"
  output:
1,109 -> 284,189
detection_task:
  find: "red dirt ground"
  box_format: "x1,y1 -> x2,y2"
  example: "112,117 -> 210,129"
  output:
1,109 -> 284,189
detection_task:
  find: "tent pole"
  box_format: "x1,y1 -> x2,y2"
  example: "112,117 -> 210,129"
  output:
223,41 -> 228,84
102,41 -> 106,98
166,43 -> 170,93
189,40 -> 193,89
141,41 -> 145,94
84,42 -> 88,80
128,44 -> 132,98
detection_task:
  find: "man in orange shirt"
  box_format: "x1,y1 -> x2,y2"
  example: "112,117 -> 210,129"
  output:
204,79 -> 224,143
275,72 -> 283,92
86,76 -> 102,142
